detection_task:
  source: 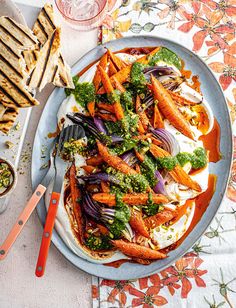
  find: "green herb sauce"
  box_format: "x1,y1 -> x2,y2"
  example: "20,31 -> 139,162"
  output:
176,147 -> 207,170
140,155 -> 157,187
156,156 -> 178,171
130,62 -> 147,94
149,47 -> 182,69
65,76 -> 95,108
85,235 -> 112,251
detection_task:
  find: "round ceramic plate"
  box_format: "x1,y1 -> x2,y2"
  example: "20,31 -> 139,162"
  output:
31,36 -> 232,280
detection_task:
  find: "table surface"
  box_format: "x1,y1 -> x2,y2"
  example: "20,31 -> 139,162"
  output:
0,1 -> 98,307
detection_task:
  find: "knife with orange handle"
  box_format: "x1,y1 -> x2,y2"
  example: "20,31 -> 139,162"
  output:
0,140 -> 57,261
0,185 -> 46,260
35,124 -> 84,277
35,190 -> 61,277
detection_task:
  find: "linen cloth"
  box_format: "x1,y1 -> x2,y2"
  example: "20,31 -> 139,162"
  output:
92,1 -> 236,307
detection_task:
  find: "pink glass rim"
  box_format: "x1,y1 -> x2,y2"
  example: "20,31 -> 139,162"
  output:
55,0 -> 108,23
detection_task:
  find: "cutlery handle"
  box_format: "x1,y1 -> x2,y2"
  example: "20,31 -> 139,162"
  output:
35,191 -> 60,277
0,184 -> 46,260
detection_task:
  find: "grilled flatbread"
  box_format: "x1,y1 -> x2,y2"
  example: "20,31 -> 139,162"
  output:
0,67 -> 39,108
28,28 -> 61,92
0,105 -> 19,133
0,38 -> 27,81
22,49 -> 40,74
33,3 -> 56,46
0,16 -> 38,54
32,4 -> 74,89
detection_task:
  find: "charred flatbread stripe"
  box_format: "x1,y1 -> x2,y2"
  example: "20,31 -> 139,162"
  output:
51,65 -> 58,83
0,54 -> 23,79
42,6 -> 56,30
0,85 -> 22,107
0,69 -> 38,107
5,17 -> 37,44
37,30 -> 56,88
59,54 -> 64,65
0,38 -> 19,59
36,19 -> 48,41
0,24 -> 23,46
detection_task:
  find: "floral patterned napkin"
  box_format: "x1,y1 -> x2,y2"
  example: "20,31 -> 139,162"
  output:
92,1 -> 236,307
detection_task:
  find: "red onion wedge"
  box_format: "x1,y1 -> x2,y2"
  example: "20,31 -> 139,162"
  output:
150,128 -> 180,156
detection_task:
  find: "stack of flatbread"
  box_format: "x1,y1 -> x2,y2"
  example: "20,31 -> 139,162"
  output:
0,4 -> 74,134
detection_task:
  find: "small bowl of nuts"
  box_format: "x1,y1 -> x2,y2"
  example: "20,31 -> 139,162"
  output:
0,158 -> 17,213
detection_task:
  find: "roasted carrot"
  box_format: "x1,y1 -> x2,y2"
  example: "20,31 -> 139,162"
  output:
82,165 -> 97,174
135,164 -> 141,173
97,102 -> 115,113
151,75 -> 194,140
101,181 -> 110,193
107,49 -> 127,70
97,224 -> 109,235
144,210 -> 177,229
129,209 -> 150,238
97,140 -> 137,175
97,112 -> 117,122
87,101 -> 95,117
135,149 -> 145,162
98,65 -> 114,93
153,103 -> 164,129
113,77 -> 126,93
136,96 -> 149,131
113,101 -> 124,120
137,120 -> 145,134
108,60 -> 118,76
98,66 -> 124,120
86,155 -> 103,166
93,53 -> 108,91
111,240 -> 167,260
92,193 -> 169,206
150,136 -> 162,146
69,164 -> 85,242
150,144 -> 202,192
98,47 -> 161,94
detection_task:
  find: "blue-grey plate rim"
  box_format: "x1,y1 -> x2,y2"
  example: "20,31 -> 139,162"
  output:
31,35 -> 233,280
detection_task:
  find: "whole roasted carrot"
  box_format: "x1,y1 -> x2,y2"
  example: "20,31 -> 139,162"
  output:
129,209 -> 150,238
111,240 -> 167,259
98,66 -> 124,120
144,209 -> 176,229
93,53 -> 108,91
151,75 -> 194,140
69,164 -> 85,242
97,140 -> 137,175
150,144 -> 202,192
92,192 -> 169,206
98,65 -> 114,93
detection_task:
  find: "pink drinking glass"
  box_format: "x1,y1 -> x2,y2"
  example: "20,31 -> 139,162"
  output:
55,0 -> 110,31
